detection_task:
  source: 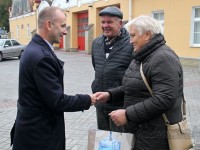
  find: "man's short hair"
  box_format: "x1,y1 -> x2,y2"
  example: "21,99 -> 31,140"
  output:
38,6 -> 61,28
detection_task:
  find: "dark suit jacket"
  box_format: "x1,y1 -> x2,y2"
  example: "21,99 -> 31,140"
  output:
12,34 -> 91,150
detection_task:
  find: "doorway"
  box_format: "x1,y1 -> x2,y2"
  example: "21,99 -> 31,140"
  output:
77,12 -> 88,51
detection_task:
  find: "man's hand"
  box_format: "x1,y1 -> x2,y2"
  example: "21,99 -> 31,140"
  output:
89,94 -> 97,105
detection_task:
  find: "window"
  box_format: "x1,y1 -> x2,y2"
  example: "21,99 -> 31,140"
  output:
12,40 -> 20,46
191,7 -> 200,47
5,40 -> 12,46
152,11 -> 164,33
16,25 -> 19,39
27,24 -> 31,38
0,40 -> 4,46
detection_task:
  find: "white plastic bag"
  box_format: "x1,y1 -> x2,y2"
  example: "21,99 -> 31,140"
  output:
88,129 -> 134,150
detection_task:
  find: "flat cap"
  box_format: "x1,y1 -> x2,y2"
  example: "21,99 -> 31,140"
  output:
99,6 -> 123,19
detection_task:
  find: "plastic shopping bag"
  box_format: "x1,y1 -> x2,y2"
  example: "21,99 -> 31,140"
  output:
88,129 -> 134,150
98,131 -> 120,150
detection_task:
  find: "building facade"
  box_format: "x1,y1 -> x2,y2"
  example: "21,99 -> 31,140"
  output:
9,0 -> 200,59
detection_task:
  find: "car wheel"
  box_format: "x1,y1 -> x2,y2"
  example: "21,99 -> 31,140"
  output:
0,52 -> 3,62
18,50 -> 24,59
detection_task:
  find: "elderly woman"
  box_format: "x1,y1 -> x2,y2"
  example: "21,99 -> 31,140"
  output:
96,15 -> 183,150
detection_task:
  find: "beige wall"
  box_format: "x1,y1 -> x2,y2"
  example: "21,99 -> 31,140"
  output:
132,0 -> 200,58
9,12 -> 36,45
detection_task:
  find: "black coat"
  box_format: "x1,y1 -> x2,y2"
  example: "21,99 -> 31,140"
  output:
91,28 -> 133,109
109,34 -> 183,150
11,34 -> 91,150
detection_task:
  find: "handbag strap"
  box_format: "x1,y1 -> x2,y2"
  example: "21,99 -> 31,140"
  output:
109,117 -> 113,140
140,63 -> 186,125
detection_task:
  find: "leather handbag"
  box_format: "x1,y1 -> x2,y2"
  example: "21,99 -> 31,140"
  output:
140,63 -> 193,150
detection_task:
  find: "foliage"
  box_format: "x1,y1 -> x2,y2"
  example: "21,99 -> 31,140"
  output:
0,0 -> 12,32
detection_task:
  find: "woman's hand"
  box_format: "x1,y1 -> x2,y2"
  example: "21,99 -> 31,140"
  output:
95,92 -> 110,103
109,109 -> 127,126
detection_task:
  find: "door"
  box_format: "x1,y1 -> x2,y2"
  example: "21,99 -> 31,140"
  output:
59,36 -> 63,49
78,12 -> 88,51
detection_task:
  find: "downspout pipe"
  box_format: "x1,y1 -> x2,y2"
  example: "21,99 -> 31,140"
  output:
129,0 -> 132,21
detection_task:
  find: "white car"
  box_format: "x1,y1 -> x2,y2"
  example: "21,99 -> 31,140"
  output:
0,39 -> 26,61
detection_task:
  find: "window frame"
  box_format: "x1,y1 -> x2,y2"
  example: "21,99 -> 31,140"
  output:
190,6 -> 200,47
27,24 -> 31,38
5,40 -> 12,46
16,25 -> 19,39
11,40 -> 20,46
152,10 -> 164,34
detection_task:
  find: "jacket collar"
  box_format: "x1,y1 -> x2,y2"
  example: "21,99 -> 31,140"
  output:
32,34 -> 49,48
32,34 -> 64,68
134,33 -> 166,62
98,28 -> 129,44
97,28 -> 130,58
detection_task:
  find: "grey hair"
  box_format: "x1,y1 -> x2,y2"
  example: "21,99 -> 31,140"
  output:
125,15 -> 163,35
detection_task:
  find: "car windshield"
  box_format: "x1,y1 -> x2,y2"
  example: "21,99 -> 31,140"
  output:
0,40 -> 4,46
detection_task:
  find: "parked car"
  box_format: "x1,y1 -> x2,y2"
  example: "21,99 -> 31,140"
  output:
0,39 -> 26,61
0,34 -> 8,39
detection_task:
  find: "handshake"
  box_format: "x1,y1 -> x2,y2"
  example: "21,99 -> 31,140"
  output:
89,92 -> 110,106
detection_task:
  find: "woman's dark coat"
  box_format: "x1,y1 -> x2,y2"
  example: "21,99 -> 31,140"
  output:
11,34 -> 91,150
109,34 -> 183,150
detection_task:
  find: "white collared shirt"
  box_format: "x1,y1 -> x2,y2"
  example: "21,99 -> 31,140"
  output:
44,39 -> 54,52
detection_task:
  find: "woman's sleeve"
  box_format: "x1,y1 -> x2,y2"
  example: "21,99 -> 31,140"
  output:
107,86 -> 124,103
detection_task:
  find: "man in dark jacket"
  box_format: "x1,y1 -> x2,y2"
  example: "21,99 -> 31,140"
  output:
91,6 -> 133,132
11,6 -> 96,150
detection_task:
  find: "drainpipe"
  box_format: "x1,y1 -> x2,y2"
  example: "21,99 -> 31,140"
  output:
129,0 -> 132,21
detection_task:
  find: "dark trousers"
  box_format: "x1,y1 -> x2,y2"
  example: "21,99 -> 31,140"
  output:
96,108 -> 123,132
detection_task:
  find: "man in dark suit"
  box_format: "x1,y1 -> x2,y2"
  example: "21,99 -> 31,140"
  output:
11,6 -> 96,150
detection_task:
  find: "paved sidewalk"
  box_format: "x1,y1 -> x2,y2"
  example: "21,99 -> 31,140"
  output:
180,58 -> 200,150
0,51 -> 199,150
